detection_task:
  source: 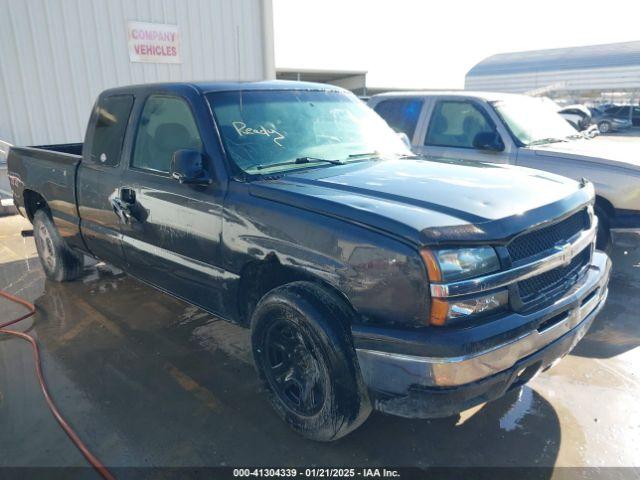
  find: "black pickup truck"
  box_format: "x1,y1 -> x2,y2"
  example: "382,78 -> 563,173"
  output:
7,81 -> 611,440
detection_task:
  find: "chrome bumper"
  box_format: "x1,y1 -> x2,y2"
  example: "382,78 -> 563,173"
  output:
356,251 -> 610,391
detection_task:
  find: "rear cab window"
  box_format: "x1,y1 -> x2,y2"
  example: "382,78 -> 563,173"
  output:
372,98 -> 423,140
87,95 -> 134,166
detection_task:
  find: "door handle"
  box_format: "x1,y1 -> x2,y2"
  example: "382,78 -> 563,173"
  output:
111,197 -> 133,224
110,188 -> 136,224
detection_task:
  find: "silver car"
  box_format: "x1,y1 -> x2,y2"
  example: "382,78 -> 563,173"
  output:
369,91 -> 640,250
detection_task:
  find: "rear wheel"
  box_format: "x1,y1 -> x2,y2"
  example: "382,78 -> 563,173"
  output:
251,282 -> 371,441
598,121 -> 611,134
33,209 -> 84,281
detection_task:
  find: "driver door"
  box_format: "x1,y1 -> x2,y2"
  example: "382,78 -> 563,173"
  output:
118,93 -> 228,317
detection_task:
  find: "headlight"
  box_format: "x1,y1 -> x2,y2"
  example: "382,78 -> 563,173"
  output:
421,247 -> 500,282
430,290 -> 508,326
421,247 -> 505,325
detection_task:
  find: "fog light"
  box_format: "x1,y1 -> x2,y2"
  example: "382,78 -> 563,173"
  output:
430,290 -> 508,326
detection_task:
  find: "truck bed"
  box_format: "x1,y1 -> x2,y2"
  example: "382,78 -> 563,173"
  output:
35,142 -> 83,156
7,143 -> 83,238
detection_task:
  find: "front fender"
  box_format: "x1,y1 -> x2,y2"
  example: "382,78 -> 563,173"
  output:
222,182 -> 430,327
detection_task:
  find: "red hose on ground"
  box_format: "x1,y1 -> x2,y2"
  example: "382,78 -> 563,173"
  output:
0,289 -> 116,480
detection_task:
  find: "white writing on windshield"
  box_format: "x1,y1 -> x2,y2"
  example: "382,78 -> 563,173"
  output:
232,121 -> 285,147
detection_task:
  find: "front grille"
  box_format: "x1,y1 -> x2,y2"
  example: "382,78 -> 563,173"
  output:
518,248 -> 591,303
507,209 -> 589,262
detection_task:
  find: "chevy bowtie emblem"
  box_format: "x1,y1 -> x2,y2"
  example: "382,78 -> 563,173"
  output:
555,243 -> 572,266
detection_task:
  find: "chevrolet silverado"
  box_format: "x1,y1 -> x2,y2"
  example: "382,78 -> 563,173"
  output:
8,81 -> 610,440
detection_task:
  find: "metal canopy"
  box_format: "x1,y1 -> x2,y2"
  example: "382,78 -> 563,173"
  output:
465,41 -> 640,93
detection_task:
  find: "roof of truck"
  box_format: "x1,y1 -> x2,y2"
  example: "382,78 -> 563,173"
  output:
101,80 -> 347,96
369,91 -> 526,102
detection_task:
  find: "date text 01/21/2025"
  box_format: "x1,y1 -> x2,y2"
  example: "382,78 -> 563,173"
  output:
232,468 -> 400,478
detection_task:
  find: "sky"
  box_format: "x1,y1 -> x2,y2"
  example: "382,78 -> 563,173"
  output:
273,0 -> 640,89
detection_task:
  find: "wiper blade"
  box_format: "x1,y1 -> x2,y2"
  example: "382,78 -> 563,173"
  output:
255,157 -> 343,171
347,152 -> 380,159
296,156 -> 343,164
336,152 -> 385,164
528,137 -> 568,146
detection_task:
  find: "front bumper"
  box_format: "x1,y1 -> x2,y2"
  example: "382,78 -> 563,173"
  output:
355,251 -> 611,418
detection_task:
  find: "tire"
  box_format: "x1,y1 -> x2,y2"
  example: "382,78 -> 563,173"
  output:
594,207 -> 612,255
33,209 -> 84,281
598,121 -> 611,134
251,281 -> 371,441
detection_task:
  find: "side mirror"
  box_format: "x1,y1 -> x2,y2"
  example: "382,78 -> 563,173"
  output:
473,131 -> 504,152
170,149 -> 212,185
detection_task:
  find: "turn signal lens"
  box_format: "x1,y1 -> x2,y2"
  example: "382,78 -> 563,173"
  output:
430,298 -> 450,326
420,249 -> 442,282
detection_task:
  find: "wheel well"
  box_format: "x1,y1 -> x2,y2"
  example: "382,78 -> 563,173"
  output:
237,254 -> 353,325
594,195 -> 615,224
23,190 -> 49,221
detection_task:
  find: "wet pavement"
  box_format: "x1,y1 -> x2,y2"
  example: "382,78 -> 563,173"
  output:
0,213 -> 639,475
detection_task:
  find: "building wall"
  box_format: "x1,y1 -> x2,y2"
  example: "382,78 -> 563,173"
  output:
465,65 -> 640,94
0,0 -> 273,146
465,42 -> 640,95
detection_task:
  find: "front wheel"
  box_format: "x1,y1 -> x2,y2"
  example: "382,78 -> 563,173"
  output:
33,209 -> 84,281
251,282 -> 371,441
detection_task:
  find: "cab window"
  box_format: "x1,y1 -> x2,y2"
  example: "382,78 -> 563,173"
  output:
88,95 -> 134,166
131,95 -> 203,173
425,100 -> 495,148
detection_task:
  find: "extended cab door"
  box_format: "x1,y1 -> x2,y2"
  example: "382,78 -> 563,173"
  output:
77,94 -> 134,269
370,97 -> 425,145
117,91 -> 229,317
413,98 -> 516,164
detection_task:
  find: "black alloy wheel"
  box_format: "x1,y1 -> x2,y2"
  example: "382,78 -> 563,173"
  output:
262,316 -> 327,416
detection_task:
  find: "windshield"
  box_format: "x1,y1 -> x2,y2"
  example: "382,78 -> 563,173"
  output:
490,97 -> 580,146
207,89 -> 410,174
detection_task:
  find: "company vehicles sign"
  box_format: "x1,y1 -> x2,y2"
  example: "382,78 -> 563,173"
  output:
127,21 -> 181,64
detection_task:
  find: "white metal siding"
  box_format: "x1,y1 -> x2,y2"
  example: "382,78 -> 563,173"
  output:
465,41 -> 640,94
0,0 -> 271,146
465,65 -> 640,93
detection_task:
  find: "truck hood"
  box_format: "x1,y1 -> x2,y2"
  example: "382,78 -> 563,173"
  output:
530,138 -> 640,171
250,158 -> 591,245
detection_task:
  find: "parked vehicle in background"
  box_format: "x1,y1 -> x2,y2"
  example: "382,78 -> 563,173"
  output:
0,140 -> 9,163
8,81 -> 611,440
604,105 -> 640,126
588,107 -> 632,133
369,91 -> 640,251
558,104 -> 591,130
0,140 -> 14,214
